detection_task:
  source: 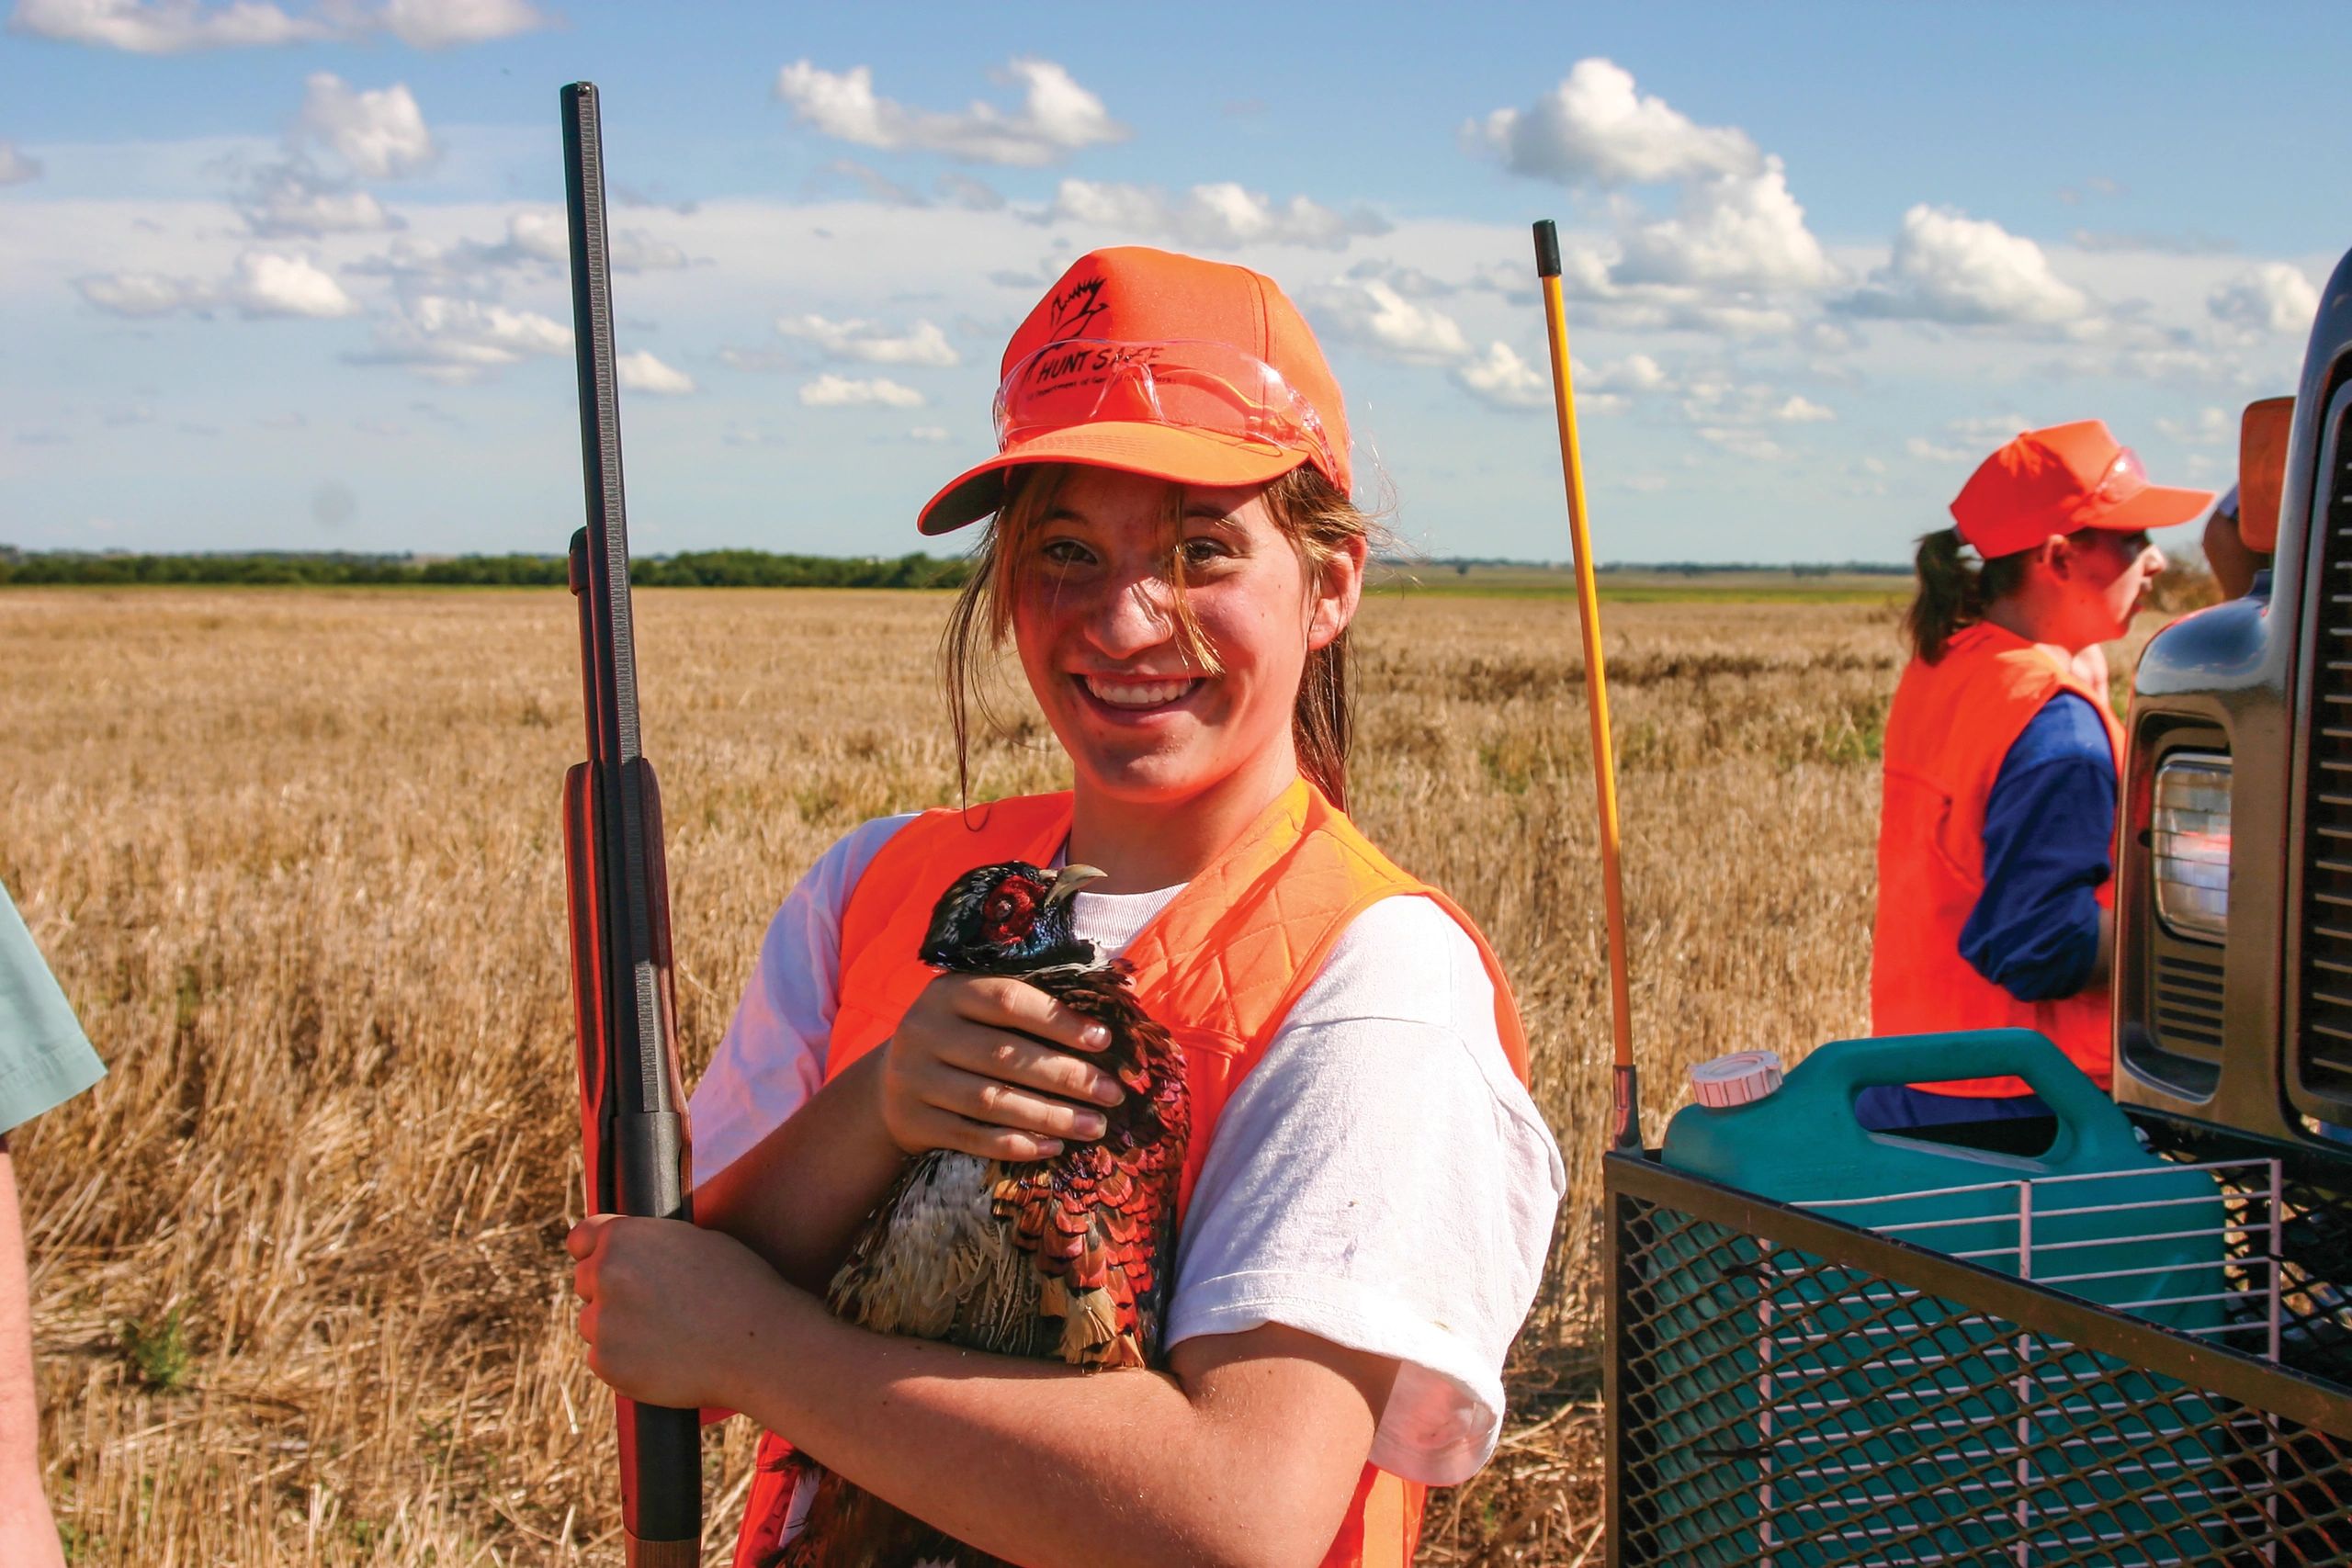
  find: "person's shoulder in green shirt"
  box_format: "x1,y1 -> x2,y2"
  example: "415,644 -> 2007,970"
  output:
0,880 -> 104,1136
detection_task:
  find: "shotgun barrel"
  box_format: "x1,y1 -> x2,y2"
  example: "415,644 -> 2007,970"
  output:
558,80 -> 703,1568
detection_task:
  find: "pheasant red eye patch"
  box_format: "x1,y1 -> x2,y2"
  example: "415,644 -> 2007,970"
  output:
980,879 -> 1042,945
922,860 -> 1104,975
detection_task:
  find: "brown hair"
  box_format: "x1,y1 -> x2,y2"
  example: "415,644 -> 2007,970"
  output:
942,462 -> 1372,808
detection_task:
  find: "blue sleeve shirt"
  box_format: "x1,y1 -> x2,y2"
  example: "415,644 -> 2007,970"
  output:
1957,692 -> 2114,1003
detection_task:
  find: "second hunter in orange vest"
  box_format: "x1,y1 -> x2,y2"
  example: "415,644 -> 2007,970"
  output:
1872,621 -> 2123,1094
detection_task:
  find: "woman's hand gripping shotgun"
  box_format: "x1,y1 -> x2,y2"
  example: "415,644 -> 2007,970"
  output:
558,81 -> 703,1568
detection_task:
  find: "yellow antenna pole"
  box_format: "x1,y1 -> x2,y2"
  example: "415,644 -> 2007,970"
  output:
1532,220 -> 1639,1151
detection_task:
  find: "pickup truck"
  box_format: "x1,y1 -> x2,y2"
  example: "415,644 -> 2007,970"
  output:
2118,267 -> 2346,1149
1602,246 -> 2352,1566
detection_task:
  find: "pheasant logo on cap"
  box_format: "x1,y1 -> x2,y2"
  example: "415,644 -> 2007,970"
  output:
1046,273 -> 1109,341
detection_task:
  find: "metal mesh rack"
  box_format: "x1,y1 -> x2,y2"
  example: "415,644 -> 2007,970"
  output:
1607,1116 -> 2352,1565
2151,1119 -> 2352,1390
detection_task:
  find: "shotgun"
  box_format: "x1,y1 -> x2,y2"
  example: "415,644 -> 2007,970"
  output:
558,80 -> 703,1568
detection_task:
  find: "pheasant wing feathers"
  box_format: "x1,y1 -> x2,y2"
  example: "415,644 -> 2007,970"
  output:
771,876 -> 1191,1565
988,968 -> 1187,1369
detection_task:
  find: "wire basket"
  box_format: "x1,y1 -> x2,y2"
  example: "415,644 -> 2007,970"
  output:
1608,1117 -> 2352,1565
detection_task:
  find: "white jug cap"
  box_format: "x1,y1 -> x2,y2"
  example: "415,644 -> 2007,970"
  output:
1690,1050 -> 1785,1109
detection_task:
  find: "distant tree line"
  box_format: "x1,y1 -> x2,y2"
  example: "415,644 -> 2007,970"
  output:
1600,559 -> 1911,577
1400,556 -> 1912,577
6,548 -> 1914,589
0,548 -> 976,590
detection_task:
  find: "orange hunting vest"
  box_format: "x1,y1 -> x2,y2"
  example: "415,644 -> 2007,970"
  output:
733,778 -> 1530,1568
1871,621 -> 2122,1096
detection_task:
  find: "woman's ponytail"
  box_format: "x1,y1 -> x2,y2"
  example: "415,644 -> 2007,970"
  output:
1905,527 -> 2041,662
1905,527 -> 1983,663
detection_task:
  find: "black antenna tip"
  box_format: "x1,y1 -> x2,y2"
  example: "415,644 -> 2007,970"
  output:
1532,220 -> 1562,279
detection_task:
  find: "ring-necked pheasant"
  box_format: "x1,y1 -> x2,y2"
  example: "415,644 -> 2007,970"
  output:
767,860 -> 1190,1568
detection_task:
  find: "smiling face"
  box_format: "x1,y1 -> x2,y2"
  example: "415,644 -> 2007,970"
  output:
1004,465 -> 1362,819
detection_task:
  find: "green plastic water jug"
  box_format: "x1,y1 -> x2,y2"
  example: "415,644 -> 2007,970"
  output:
1642,1030 -> 2228,1564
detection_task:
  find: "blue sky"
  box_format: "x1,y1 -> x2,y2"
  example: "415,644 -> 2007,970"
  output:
2,2 -> 2343,562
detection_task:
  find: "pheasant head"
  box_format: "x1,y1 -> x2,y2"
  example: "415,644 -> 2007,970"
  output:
919,861 -> 1108,976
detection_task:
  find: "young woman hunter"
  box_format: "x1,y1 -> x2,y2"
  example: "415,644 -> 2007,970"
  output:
1867,420 -> 2210,1143
566,247 -> 1566,1567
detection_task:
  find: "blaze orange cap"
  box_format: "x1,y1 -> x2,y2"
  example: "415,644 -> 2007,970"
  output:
917,246 -> 1351,536
1951,419 -> 2213,558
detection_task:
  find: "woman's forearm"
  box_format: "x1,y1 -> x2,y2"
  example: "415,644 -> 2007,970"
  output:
694,1050 -> 905,1293
0,1147 -> 62,1568
726,1291 -> 1377,1568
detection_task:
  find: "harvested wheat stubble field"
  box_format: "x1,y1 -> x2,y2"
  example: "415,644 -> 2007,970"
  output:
6,582 -> 1944,1564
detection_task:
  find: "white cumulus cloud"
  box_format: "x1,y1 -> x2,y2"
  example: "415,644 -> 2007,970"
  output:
1906,435 -> 1973,464
228,251 -> 356,317
1613,158 -> 1833,291
2209,263 -> 2319,335
616,351 -> 695,396
1695,426 -> 1787,462
774,57 -> 1125,166
1043,179 -> 1386,252
0,141 -> 43,185
10,0 -> 549,51
1456,350 -> 1670,417
1604,353 -> 1668,391
379,0 -> 549,49
501,209 -> 570,263
297,73 -> 438,179
798,374 -> 924,409
345,211 -> 686,302
1946,412 -> 2033,446
1842,205 -> 2087,326
76,270 -> 205,316
1453,342 -> 1550,410
478,211 -> 685,272
75,251 -> 355,319
1471,58 -> 1760,186
240,162 -> 398,236
1307,279 -> 1468,364
603,226 -> 687,272
356,294 -> 571,383
1675,378 -> 1842,436
775,314 -> 958,367
9,0 -> 336,51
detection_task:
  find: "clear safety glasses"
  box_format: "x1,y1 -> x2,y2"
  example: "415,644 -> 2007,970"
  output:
991,338 -> 1340,477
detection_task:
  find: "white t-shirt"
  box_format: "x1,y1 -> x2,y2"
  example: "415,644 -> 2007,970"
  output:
690,814 -> 1566,1486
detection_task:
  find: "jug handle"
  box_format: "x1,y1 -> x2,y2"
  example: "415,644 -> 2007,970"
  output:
1804,1029 -> 2126,1157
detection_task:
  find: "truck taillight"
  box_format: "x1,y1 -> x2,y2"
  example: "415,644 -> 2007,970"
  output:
2153,753 -> 2232,942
